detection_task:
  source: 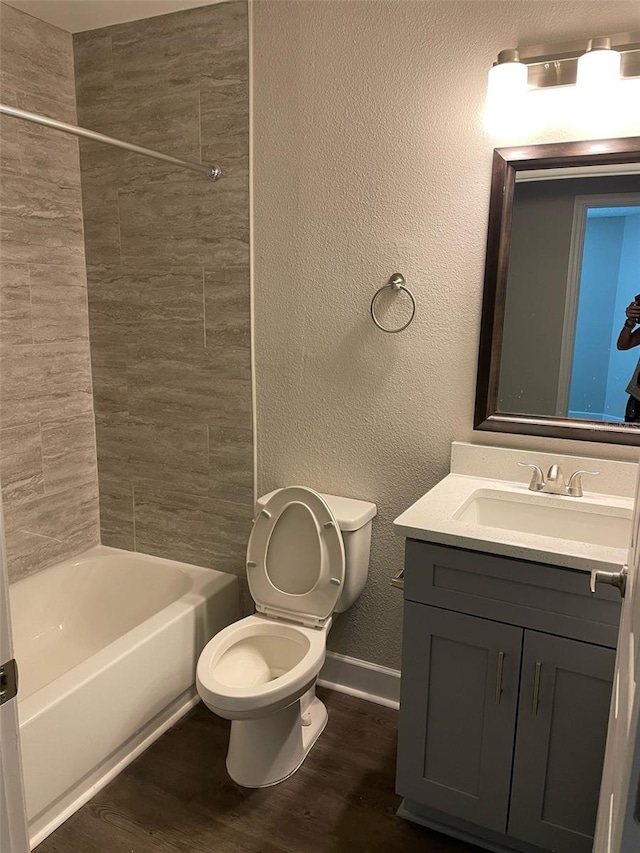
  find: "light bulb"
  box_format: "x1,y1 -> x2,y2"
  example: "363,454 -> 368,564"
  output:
487,49 -> 528,102
577,37 -> 621,93
485,48 -> 532,135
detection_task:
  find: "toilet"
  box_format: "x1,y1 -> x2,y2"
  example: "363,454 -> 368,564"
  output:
196,486 -> 377,787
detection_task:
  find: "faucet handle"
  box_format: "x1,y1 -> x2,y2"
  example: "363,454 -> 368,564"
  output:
566,469 -> 599,497
518,462 -> 544,491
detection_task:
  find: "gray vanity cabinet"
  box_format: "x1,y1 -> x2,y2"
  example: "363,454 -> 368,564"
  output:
397,540 -> 621,853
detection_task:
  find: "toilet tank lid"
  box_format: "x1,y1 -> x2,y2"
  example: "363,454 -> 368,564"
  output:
256,489 -> 377,532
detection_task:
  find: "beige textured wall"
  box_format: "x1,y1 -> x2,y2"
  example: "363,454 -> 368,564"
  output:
0,2 -> 100,582
74,2 -> 252,575
253,1 -> 640,668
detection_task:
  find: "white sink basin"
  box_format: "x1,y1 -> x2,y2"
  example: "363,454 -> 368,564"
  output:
394,472 -> 634,572
454,489 -> 630,550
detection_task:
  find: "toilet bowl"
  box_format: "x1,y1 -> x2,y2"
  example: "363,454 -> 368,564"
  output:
196,486 -> 376,788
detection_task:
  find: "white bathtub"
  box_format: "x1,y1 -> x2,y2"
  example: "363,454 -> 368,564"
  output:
9,545 -> 239,848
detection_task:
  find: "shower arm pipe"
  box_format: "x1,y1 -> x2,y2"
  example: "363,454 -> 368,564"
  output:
0,103 -> 222,181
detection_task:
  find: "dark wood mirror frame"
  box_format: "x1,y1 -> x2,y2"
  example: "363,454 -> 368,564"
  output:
474,135 -> 640,446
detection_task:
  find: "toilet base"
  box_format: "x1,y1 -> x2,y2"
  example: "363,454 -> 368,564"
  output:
226,689 -> 328,787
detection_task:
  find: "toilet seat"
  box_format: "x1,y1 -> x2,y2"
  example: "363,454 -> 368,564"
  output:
246,487 -> 345,628
196,614 -> 327,719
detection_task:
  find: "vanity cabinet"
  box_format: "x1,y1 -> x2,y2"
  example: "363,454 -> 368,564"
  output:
396,540 -> 621,853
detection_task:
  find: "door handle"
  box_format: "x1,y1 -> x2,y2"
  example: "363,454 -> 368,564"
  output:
0,658 -> 18,705
390,568 -> 405,590
590,566 -> 627,598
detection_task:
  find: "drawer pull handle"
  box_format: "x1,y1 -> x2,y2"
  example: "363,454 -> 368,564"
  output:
532,662 -> 542,715
495,651 -> 505,704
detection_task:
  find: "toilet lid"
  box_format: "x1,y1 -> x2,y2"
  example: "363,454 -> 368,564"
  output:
246,487 -> 345,627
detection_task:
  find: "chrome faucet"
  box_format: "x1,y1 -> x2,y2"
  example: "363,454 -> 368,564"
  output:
518,463 -> 599,497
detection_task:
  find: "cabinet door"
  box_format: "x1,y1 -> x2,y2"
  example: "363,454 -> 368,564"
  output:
396,603 -> 522,833
509,631 -> 615,853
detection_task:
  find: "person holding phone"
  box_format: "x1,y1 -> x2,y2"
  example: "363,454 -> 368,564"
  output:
617,294 -> 640,422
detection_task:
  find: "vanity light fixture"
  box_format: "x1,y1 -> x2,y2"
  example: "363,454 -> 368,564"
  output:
576,38 -> 622,91
488,30 -> 638,94
487,48 -> 528,102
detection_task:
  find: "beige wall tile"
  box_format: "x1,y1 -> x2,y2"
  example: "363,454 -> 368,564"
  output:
134,484 -> 251,574
4,479 -> 100,580
208,425 -> 253,506
205,266 -> 250,347
16,121 -> 81,187
126,342 -> 251,428
108,2 -> 248,94
75,1 -> 251,563
77,176 -> 121,266
96,413 -> 209,494
0,423 -> 44,509
0,263 -> 32,345
0,2 -> 75,107
87,264 -> 205,348
4,477 -> 98,538
5,528 -> 62,583
73,29 -> 113,109
80,88 -> 201,165
30,264 -> 90,342
200,79 -> 249,179
88,344 -> 129,415
0,173 -> 85,266
0,342 -> 94,428
15,88 -> 77,126
98,474 -> 134,551
0,104 -> 22,174
41,414 -> 97,493
117,175 -> 249,267
200,79 -> 248,144
1,2 -> 100,581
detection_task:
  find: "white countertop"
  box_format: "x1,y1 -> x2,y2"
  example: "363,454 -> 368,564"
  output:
393,473 -> 632,573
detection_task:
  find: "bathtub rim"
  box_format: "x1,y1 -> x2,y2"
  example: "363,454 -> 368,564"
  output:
15,545 -> 238,719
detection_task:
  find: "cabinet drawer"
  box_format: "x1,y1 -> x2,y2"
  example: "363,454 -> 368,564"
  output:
404,540 -> 621,647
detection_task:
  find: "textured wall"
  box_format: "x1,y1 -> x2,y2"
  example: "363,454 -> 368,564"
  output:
252,0 -> 640,669
0,2 -> 99,582
74,2 -> 252,575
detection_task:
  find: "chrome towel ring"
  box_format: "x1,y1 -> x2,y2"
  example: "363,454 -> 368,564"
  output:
370,273 -> 416,333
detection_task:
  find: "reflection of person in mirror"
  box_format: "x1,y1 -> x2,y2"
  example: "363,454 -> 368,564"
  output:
617,296 -> 640,422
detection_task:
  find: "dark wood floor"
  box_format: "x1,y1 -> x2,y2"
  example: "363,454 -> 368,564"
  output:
38,688 -> 481,852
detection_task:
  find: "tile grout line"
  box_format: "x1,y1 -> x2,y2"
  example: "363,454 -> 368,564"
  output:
202,266 -> 207,348
197,86 -> 203,167
132,482 -> 137,552
27,263 -> 34,345
38,420 -> 47,494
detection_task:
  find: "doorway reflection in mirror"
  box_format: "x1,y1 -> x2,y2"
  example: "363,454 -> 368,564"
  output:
498,174 -> 640,425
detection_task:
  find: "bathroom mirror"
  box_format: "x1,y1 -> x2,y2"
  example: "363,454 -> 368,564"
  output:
475,136 -> 640,445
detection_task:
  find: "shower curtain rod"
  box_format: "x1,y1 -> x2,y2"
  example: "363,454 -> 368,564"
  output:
0,103 -> 222,181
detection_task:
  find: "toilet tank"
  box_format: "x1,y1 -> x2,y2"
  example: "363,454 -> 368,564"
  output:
255,489 -> 377,613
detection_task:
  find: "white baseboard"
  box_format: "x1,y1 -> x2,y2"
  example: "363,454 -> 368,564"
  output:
318,651 -> 400,709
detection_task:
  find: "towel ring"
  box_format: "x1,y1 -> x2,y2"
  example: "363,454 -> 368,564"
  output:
370,273 -> 416,333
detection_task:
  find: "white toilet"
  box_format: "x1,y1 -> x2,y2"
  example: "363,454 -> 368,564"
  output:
196,486 -> 376,788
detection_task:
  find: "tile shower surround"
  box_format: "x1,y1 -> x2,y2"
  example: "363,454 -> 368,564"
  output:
0,2 -> 100,581
74,2 -> 252,575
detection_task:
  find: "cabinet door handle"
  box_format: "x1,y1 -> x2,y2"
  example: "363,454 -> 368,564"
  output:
532,662 -> 542,715
495,651 -> 505,704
